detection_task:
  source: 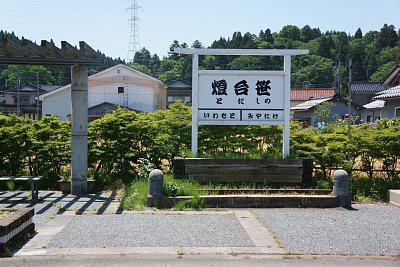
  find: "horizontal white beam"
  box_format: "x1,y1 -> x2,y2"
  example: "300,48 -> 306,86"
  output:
198,121 -> 285,126
198,70 -> 285,75
174,48 -> 309,56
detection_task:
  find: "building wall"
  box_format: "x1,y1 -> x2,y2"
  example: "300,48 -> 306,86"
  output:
386,98 -> 400,118
41,65 -> 166,120
360,109 -> 388,123
352,93 -> 375,106
292,101 -> 360,126
42,87 -> 71,120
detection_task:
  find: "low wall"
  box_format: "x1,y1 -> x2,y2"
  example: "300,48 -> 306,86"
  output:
0,208 -> 35,255
173,158 -> 313,184
148,168 -> 351,209
147,195 -> 339,209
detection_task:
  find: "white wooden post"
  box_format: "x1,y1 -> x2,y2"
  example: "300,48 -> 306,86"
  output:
191,53 -> 199,156
283,55 -> 291,158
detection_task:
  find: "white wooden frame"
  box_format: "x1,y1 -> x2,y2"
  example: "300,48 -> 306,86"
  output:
174,48 -> 309,158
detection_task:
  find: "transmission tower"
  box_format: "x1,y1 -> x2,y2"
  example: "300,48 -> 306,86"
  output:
127,0 -> 142,63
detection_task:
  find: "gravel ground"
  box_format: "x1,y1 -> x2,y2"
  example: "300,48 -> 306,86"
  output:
48,213 -> 254,248
255,204 -> 400,256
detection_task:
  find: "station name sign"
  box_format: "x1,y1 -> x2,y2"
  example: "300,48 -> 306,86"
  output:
198,72 -> 285,125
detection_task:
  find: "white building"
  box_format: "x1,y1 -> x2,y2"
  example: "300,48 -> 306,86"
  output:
39,64 -> 167,120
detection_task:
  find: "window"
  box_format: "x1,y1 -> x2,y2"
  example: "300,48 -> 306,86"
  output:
13,96 -> 30,104
396,107 -> 400,117
167,96 -> 174,102
366,115 -> 373,123
184,96 -> 191,103
118,87 -> 124,94
21,96 -> 30,105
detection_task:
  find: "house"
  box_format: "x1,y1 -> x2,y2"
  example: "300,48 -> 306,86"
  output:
351,82 -> 388,106
371,85 -> 400,118
66,102 -> 141,122
359,65 -> 400,121
382,64 -> 400,87
290,88 -> 336,108
0,83 -> 60,119
40,64 -> 167,120
166,79 -> 192,106
291,94 -> 361,126
361,100 -> 387,123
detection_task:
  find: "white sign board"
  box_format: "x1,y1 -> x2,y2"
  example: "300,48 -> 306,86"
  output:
173,48 -> 309,157
198,71 -> 285,125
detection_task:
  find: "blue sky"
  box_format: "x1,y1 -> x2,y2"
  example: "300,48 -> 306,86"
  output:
1,0 -> 399,60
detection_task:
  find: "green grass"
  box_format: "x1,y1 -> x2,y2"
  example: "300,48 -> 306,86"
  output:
120,178 -> 149,210
120,171 -> 400,210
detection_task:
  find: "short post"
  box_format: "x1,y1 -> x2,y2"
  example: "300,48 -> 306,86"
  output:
333,170 -> 351,209
147,169 -> 164,207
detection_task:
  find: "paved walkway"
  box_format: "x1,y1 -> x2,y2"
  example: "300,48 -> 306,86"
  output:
0,191 -> 399,266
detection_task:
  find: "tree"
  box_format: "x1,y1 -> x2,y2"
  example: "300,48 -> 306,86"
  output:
280,25 -> 301,41
349,39 -> 367,81
369,61 -> 397,82
334,32 -> 349,63
292,55 -> 334,86
314,101 -> 335,124
364,30 -> 379,44
149,54 -> 161,76
128,63 -> 152,75
230,31 -> 243,48
301,25 -> 314,42
133,47 -> 151,67
191,40 -> 204,49
354,28 -> 363,39
262,28 -> 274,44
376,24 -> 398,49
227,56 -> 261,70
0,65 -> 56,87
168,40 -> 181,59
317,36 -> 333,59
158,59 -> 183,82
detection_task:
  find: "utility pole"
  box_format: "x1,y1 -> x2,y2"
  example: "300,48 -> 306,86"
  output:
127,0 -> 142,63
17,67 -> 21,116
36,72 -> 39,120
347,59 -> 352,139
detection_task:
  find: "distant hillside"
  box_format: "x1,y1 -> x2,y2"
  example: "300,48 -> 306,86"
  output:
1,24 -> 399,92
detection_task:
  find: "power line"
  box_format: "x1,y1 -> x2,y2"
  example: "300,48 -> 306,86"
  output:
127,0 -> 142,63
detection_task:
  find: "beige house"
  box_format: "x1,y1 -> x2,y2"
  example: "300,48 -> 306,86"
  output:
39,64 -> 167,120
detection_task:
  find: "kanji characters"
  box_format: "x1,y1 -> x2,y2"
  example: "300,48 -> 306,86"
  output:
255,80 -> 271,96
212,79 -> 228,95
234,80 -> 249,95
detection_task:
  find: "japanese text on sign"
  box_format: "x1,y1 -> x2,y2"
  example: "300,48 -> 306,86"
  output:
198,74 -> 284,110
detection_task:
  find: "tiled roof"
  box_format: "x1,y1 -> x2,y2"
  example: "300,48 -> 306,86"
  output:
373,85 -> 400,99
290,88 -> 335,101
363,100 -> 386,109
290,97 -> 332,111
351,82 -> 388,93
